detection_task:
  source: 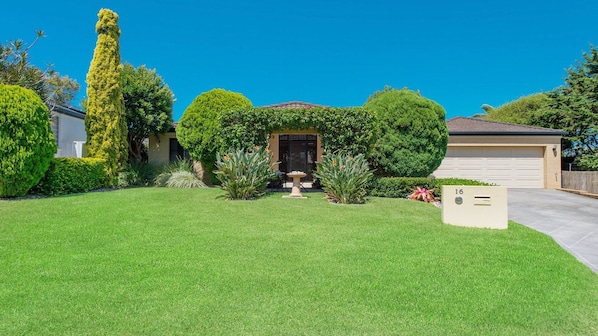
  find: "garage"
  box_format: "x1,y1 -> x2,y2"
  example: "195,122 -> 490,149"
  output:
432,117 -> 565,189
434,146 -> 544,188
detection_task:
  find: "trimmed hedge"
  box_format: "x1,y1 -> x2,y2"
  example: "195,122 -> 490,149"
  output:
32,158 -> 107,196
368,177 -> 493,199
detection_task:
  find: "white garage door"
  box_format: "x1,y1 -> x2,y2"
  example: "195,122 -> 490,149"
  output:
433,147 -> 544,188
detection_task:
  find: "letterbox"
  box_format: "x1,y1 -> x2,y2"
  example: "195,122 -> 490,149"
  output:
441,186 -> 508,229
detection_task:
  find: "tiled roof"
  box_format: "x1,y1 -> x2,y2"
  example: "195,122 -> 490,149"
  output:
447,117 -> 565,135
260,101 -> 328,109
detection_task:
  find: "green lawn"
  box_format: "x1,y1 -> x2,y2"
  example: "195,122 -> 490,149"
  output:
1,188 -> 597,335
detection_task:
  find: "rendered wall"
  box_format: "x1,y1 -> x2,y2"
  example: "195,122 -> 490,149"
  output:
148,132 -> 177,166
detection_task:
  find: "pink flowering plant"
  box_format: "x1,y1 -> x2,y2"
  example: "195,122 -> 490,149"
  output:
409,186 -> 437,203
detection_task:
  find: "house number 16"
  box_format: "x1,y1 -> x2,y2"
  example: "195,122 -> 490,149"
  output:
455,189 -> 464,195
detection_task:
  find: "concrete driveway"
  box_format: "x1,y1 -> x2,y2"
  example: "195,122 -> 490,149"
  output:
508,188 -> 598,274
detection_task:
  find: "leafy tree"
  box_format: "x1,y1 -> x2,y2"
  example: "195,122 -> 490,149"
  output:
177,88 -> 252,182
363,87 -> 449,177
532,45 -> 598,168
0,84 -> 56,197
0,30 -> 79,109
84,8 -> 127,184
482,93 -> 550,125
121,62 -> 174,163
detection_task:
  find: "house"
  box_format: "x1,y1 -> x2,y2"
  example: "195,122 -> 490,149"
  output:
51,105 -> 87,158
432,117 -> 565,189
147,104 -> 565,189
147,122 -> 190,165
147,102 -> 325,181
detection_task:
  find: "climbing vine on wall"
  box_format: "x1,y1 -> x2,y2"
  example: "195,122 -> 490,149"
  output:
217,107 -> 378,156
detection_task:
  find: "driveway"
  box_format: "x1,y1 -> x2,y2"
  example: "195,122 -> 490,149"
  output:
508,188 -> 598,274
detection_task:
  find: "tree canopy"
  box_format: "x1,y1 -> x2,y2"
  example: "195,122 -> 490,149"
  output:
363,87 -> 449,177
121,62 -> 174,163
534,46 -> 598,169
0,31 -> 79,110
482,93 -> 550,125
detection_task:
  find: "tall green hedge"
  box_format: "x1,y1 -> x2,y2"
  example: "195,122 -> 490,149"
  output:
364,87 -> 449,177
218,107 -> 378,156
32,158 -> 107,196
0,84 -> 56,197
85,8 -> 127,185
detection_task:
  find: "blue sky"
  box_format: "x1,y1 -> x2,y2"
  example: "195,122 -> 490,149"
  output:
2,0 -> 597,121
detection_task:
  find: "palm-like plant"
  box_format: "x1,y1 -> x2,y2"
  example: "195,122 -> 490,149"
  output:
313,152 -> 373,204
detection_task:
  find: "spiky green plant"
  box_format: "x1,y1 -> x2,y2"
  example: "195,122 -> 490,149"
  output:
164,171 -> 207,188
118,162 -> 157,187
154,158 -> 206,188
313,152 -> 374,204
214,147 -> 277,200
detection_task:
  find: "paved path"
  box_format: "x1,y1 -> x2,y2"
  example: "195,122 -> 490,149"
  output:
508,189 -> 598,274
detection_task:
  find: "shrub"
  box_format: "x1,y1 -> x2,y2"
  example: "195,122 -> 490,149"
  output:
154,158 -> 207,188
177,89 -> 252,183
163,171 -> 207,188
363,87 -> 449,177
118,162 -> 157,187
214,147 -> 277,200
32,158 -> 106,196
368,177 -> 493,199
409,187 -> 437,203
0,84 -> 57,197
433,178 -> 494,198
368,177 -> 434,198
576,153 -> 598,171
313,152 -> 373,204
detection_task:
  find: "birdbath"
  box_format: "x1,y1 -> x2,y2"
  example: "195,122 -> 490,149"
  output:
283,171 -> 307,199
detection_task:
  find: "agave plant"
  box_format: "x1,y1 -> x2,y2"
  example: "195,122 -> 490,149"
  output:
214,147 -> 277,200
313,152 -> 373,204
409,187 -> 437,203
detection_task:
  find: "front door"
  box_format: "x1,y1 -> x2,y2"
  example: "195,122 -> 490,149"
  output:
278,134 -> 317,181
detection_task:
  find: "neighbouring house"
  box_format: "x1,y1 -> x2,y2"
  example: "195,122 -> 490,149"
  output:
432,117 -> 565,189
51,105 -> 87,158
147,104 -> 565,189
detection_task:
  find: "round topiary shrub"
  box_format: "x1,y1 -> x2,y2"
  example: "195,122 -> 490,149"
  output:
176,88 -> 252,183
0,84 -> 57,197
364,87 -> 449,177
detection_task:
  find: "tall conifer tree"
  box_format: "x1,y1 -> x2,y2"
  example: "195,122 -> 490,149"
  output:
84,8 -> 127,184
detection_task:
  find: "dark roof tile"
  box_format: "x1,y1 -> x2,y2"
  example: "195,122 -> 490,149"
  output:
447,117 -> 565,135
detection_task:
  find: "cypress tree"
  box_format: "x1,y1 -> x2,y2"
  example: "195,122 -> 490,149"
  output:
84,8 -> 127,184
